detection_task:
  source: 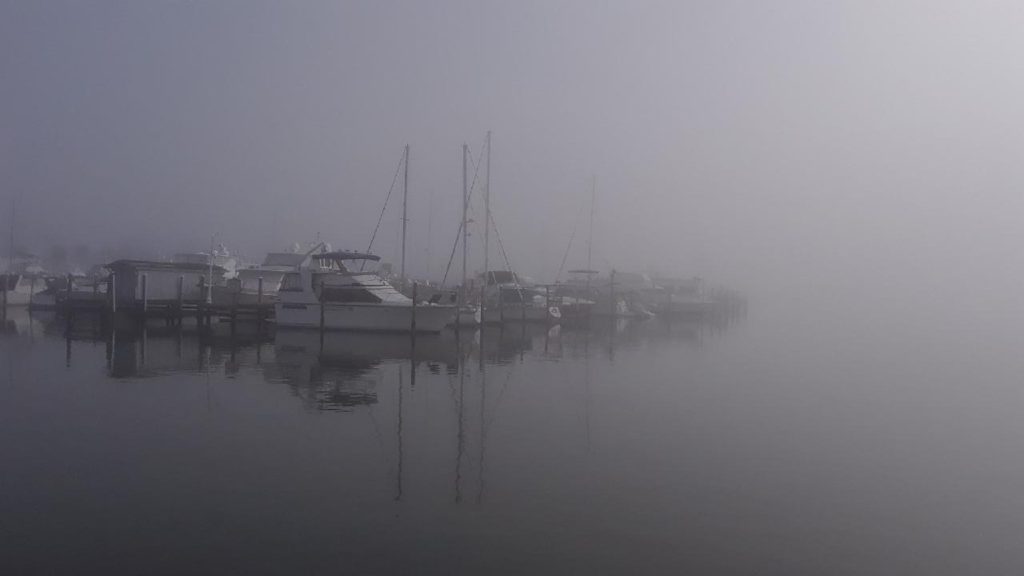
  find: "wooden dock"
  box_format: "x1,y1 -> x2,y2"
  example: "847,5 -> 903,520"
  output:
54,272 -> 275,332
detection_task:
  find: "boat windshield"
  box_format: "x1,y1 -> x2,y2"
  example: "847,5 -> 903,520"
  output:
311,251 -> 382,273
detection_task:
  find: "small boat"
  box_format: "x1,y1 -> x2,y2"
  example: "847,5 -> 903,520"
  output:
481,271 -> 560,323
211,251 -> 312,306
173,246 -> 238,278
274,251 -> 456,333
455,304 -> 482,326
1,273 -> 46,306
651,276 -> 715,317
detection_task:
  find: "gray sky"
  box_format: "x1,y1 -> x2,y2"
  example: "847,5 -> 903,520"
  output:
4,0 -> 1024,310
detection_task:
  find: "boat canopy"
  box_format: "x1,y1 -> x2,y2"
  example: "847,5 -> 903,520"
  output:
311,251 -> 382,262
567,269 -> 600,275
262,252 -> 309,267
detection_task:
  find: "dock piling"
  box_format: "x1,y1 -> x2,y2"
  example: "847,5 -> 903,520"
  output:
257,277 -> 264,327
609,269 -> 616,318
411,282 -> 417,333
319,279 -> 325,331
65,273 -> 74,325
176,276 -> 184,325
141,273 -> 148,315
545,286 -> 551,323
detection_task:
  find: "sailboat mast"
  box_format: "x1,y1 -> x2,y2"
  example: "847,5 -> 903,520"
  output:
461,143 -> 469,299
7,196 -> 15,275
587,176 -> 596,291
484,131 -> 491,279
401,144 -> 409,281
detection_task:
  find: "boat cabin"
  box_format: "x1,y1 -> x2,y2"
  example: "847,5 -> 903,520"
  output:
277,251 -> 412,305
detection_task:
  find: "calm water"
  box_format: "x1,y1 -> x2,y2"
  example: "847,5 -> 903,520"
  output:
2,307 -> 1022,575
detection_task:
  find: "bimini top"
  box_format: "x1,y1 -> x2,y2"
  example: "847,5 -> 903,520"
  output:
567,269 -> 600,275
311,251 -> 382,262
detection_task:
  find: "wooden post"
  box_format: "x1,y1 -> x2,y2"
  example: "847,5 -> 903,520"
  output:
480,284 -> 485,326
545,286 -> 551,323
319,279 -> 325,334
176,275 -> 184,325
1,274 -> 6,319
141,273 -> 148,314
65,273 -> 74,321
498,288 -> 504,323
520,288 -> 526,323
197,275 -> 206,328
257,276 -> 264,327
110,272 -> 117,314
231,284 -> 238,333
411,282 -> 417,333
609,269 -> 616,318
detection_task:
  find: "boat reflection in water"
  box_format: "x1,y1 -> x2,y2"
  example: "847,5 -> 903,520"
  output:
31,307 -> 741,382
263,328 -> 463,411
1,307 -> 47,337
1,307 -> 746,551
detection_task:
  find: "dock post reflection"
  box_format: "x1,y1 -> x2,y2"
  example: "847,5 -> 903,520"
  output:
454,331 -> 465,503
477,331 -> 487,504
395,364 -> 404,502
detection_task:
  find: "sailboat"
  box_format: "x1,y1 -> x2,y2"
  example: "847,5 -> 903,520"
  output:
450,140 -> 483,327
481,270 -> 561,323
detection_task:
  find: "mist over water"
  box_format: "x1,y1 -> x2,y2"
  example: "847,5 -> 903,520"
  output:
4,1 -> 1024,573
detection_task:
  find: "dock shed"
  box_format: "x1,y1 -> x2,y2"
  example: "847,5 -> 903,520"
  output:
106,260 -> 226,307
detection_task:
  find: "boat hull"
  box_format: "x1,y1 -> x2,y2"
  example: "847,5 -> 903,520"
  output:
483,304 -> 560,324
658,299 -> 715,317
2,290 -> 32,306
450,306 -> 481,326
275,302 -> 456,333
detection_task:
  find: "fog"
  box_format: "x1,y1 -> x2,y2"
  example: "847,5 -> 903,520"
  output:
5,0 -> 1024,318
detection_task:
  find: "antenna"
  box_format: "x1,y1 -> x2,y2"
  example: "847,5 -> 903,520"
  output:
401,144 -> 409,281
461,143 -> 469,302
587,176 -> 596,291
484,131 -> 491,280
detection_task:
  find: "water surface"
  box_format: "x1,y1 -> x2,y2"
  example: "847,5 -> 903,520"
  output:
1,308 -> 1021,575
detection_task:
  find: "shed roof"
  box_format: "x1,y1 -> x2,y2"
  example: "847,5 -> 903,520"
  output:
106,259 -> 226,273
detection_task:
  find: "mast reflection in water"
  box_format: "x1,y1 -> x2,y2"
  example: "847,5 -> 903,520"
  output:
26,307 -> 988,575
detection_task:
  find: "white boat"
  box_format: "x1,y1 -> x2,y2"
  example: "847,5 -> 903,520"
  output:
1,273 -> 46,306
212,251 -> 313,306
173,246 -> 238,278
481,271 -> 560,323
454,305 -> 482,326
274,251 -> 456,333
651,276 -> 715,317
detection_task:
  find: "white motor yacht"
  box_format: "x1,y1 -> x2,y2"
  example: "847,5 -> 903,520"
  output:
274,251 -> 456,333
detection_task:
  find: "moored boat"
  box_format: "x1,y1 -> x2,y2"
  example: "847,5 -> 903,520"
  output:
274,251 -> 456,333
